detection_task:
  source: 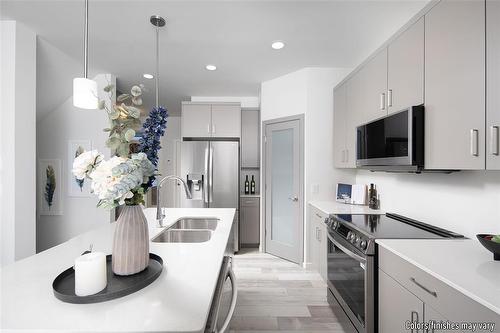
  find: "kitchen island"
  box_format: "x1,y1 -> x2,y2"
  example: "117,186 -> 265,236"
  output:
1,208 -> 236,332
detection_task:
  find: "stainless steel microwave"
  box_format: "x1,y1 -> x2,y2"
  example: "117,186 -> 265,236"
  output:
356,105 -> 424,172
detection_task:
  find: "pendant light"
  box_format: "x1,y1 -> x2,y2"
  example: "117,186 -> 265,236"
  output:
150,15 -> 165,108
73,0 -> 98,109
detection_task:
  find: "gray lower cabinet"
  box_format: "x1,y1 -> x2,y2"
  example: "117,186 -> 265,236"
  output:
240,197 -> 260,246
379,269 -> 424,333
309,205 -> 327,281
379,246 -> 499,331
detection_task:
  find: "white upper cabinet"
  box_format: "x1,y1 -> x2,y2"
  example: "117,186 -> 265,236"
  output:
181,102 -> 241,138
211,104 -> 241,138
387,17 -> 424,114
181,103 -> 212,138
352,48 -> 388,125
425,0 -> 485,170
487,0 -> 500,170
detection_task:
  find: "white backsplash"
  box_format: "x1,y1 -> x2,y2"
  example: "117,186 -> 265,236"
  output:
356,170 -> 500,239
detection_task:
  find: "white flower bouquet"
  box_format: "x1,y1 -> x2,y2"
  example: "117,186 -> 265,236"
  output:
71,82 -> 166,210
73,151 -> 155,208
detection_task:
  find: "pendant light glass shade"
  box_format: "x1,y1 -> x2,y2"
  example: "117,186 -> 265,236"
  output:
73,0 -> 98,109
73,77 -> 98,109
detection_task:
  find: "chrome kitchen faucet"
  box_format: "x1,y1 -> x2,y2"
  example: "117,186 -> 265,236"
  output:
156,175 -> 193,227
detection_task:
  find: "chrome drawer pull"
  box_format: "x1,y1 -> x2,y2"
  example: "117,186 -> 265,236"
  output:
410,277 -> 437,297
315,213 -> 322,218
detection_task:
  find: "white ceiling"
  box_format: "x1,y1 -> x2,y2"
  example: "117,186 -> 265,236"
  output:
1,0 -> 429,117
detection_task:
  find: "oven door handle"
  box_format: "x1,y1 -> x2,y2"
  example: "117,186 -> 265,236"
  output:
328,233 -> 366,264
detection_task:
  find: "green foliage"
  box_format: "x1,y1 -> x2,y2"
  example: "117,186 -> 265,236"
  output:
99,82 -> 145,159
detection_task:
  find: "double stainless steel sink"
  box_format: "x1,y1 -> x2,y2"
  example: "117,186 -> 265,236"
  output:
152,217 -> 218,243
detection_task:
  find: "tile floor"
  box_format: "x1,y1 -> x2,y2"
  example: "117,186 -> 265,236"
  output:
228,248 -> 357,332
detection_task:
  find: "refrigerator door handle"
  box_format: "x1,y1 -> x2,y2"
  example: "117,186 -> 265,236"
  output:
204,144 -> 209,205
209,145 -> 214,203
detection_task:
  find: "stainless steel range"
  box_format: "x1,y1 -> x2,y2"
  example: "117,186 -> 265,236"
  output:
324,213 -> 464,333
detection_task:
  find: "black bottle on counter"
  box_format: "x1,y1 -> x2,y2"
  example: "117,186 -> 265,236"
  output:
245,175 -> 250,195
368,183 -> 378,209
250,175 -> 256,195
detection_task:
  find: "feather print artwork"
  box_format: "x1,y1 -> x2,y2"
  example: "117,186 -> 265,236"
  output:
74,146 -> 85,191
45,165 -> 56,209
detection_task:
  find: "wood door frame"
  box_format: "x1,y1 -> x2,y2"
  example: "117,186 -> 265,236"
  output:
261,114 -> 305,264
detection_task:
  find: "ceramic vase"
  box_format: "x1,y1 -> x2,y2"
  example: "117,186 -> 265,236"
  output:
112,205 -> 149,275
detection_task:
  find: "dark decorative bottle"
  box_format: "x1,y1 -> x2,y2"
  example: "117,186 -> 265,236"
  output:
250,175 -> 256,195
244,175 -> 250,195
368,183 -> 378,209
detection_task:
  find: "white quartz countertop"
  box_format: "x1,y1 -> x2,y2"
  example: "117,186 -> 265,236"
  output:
309,200 -> 384,215
1,208 -> 236,332
376,239 -> 500,315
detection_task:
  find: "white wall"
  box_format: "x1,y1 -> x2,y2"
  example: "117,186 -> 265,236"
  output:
356,170 -> 500,239
1,21 -> 37,266
260,67 -> 355,265
157,116 -> 181,208
36,74 -> 114,252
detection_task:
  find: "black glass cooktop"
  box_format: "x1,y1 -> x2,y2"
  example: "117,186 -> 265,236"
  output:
334,213 -> 463,240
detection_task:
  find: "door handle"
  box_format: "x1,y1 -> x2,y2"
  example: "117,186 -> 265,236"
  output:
470,129 -> 479,157
203,145 -> 209,205
380,93 -> 386,110
410,310 -> 419,333
288,196 -> 298,202
490,126 -> 499,156
209,146 -> 214,203
218,266 -> 237,333
410,277 -> 438,297
388,89 -> 393,108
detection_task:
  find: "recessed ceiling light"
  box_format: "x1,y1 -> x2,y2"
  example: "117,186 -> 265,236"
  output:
271,41 -> 285,50
143,73 -> 154,79
205,64 -> 217,71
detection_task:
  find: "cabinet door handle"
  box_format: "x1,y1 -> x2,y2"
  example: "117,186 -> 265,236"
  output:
315,213 -> 323,219
212,124 -> 216,134
490,126 -> 499,156
207,124 -> 211,134
341,150 -> 345,163
410,277 -> 438,297
388,89 -> 393,108
380,93 -> 386,110
318,229 -> 322,242
470,129 -> 479,157
345,149 -> 348,163
410,310 -> 419,332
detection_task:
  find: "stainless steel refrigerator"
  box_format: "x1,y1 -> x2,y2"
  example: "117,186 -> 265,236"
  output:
179,140 -> 240,252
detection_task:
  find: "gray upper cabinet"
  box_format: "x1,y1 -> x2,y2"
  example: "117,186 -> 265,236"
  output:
211,104 -> 241,138
181,102 -> 241,138
181,103 -> 212,138
425,0 -> 486,170
351,48 -> 388,125
333,83 -> 347,168
387,17 -> 424,114
241,110 -> 260,168
487,0 -> 500,170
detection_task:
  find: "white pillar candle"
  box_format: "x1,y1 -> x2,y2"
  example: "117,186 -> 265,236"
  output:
74,252 -> 107,296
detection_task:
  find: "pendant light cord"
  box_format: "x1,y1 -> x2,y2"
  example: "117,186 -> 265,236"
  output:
84,0 -> 89,78
155,23 -> 159,108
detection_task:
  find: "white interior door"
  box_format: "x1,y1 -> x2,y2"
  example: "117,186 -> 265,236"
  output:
264,118 -> 303,264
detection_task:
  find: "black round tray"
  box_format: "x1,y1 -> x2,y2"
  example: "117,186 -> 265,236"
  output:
53,253 -> 163,304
